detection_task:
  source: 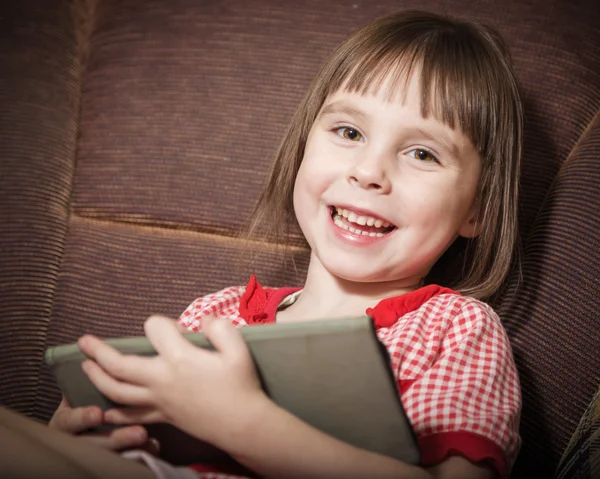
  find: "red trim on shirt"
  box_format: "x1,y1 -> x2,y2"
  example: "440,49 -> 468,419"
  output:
239,275 -> 301,325
238,275 -> 459,329
188,430 -> 507,479
419,431 -> 508,479
367,284 -> 457,328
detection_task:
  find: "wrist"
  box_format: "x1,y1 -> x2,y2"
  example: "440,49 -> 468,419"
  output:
210,390 -> 276,456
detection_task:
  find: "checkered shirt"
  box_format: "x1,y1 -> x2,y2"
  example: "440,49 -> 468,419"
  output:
178,281 -> 521,479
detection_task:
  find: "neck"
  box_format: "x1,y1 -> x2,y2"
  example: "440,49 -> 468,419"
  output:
280,253 -> 423,321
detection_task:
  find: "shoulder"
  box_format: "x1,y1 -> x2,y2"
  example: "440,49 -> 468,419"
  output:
177,285 -> 247,331
381,293 -> 506,345
379,292 -> 516,395
424,294 -> 516,378
433,293 -> 507,340
421,292 -> 499,323
403,293 -> 507,343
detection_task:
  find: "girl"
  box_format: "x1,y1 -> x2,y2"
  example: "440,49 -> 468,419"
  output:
50,9 -> 523,479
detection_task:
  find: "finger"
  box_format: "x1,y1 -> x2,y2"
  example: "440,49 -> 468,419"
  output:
200,314 -> 217,331
81,359 -> 152,407
203,316 -> 250,363
176,321 -> 190,333
144,315 -> 195,360
104,407 -> 166,425
81,425 -> 148,451
58,395 -> 71,408
49,397 -> 104,433
78,335 -> 155,384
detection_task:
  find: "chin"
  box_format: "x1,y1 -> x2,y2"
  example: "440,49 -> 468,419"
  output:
323,256 -> 431,286
325,262 -> 392,284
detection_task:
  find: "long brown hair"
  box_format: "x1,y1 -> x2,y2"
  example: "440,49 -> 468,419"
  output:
247,10 -> 523,299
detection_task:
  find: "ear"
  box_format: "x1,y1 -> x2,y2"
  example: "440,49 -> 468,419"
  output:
458,202 -> 483,238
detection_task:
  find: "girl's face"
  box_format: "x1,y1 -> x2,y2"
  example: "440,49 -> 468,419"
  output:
293,71 -> 482,287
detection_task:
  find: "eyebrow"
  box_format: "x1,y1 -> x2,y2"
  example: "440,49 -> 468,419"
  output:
414,127 -> 460,158
318,102 -> 368,122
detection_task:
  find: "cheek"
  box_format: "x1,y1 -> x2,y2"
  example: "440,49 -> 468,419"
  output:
292,162 -> 320,247
292,171 -> 303,218
293,155 -> 334,202
398,181 -> 474,227
292,160 -> 318,224
292,161 -> 309,205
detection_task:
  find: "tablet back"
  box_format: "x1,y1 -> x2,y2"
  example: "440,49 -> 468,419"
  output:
46,316 -> 420,464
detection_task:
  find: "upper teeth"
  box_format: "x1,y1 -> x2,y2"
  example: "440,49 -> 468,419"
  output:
335,207 -> 390,228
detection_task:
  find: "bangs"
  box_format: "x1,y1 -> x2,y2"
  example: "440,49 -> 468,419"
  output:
321,18 -> 507,157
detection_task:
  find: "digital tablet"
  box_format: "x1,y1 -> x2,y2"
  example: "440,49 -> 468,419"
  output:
46,316 -> 420,465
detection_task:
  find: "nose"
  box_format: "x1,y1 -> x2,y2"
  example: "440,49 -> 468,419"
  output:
347,148 -> 392,193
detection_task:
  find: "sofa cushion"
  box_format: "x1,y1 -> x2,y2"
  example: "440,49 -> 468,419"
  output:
0,0 -> 91,415
497,110 -> 600,478
555,385 -> 600,479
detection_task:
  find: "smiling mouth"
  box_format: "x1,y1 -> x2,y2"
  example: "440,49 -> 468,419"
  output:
330,206 -> 396,237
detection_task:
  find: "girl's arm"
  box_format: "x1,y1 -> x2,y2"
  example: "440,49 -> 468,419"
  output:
214,391 -> 493,479
79,315 -> 495,479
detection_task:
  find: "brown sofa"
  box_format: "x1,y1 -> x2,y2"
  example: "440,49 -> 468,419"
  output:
1,1 -> 599,477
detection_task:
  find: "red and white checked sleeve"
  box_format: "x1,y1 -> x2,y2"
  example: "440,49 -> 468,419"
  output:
177,285 -> 248,332
382,294 -> 521,477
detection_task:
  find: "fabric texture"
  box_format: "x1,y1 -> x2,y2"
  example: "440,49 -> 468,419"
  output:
555,386 -> 600,479
178,277 -> 521,479
0,0 -> 93,416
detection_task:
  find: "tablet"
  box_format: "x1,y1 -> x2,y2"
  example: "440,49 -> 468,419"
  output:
45,316 -> 420,465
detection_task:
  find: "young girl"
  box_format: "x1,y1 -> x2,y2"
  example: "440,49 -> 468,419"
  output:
50,9 -> 523,479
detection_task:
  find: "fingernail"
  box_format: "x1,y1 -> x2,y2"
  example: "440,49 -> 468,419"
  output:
149,438 -> 160,451
85,409 -> 100,423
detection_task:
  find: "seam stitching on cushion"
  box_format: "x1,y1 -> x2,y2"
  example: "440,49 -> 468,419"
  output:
522,105 -> 600,247
32,0 -> 100,420
69,213 -> 311,252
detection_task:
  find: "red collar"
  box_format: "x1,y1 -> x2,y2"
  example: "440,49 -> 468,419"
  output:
238,275 -> 459,329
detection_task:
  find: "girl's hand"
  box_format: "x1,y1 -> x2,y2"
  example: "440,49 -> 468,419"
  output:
78,315 -> 269,449
48,396 -> 151,451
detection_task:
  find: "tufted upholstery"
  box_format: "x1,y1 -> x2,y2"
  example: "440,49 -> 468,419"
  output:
0,1 -> 598,477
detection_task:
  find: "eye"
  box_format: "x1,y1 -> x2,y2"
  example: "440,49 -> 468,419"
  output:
407,148 -> 438,163
336,127 -> 363,142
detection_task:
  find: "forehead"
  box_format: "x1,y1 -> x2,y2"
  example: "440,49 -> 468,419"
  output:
322,69 -> 422,122
336,58 -> 457,130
